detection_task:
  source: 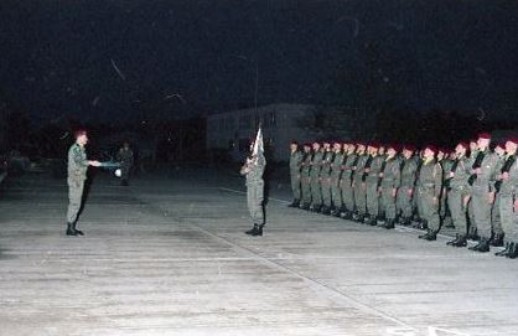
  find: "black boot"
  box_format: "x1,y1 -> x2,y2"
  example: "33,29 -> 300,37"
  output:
418,230 -> 436,240
66,222 -> 78,236
288,199 -> 300,208
452,235 -> 467,247
446,234 -> 460,246
467,227 -> 479,241
469,238 -> 490,252
301,202 -> 310,210
495,242 -> 512,257
382,219 -> 395,229
252,224 -> 264,237
321,206 -> 330,215
245,224 -> 259,235
506,243 -> 518,259
490,233 -> 504,247
72,221 -> 84,236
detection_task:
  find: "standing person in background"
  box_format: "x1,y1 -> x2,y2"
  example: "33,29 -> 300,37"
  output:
490,142 -> 507,247
397,145 -> 418,226
379,145 -> 401,229
288,141 -> 303,208
66,129 -> 101,236
300,143 -> 313,210
352,144 -> 368,223
242,128 -> 267,237
309,141 -> 324,213
116,141 -> 134,186
329,142 -> 345,216
340,143 -> 357,219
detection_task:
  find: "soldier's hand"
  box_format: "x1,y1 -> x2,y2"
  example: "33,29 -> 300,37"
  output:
407,189 -> 413,197
463,195 -> 471,207
502,172 -> 509,180
89,160 -> 101,167
392,188 -> 397,197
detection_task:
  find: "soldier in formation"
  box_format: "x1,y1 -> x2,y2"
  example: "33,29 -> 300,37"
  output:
287,134 -> 518,259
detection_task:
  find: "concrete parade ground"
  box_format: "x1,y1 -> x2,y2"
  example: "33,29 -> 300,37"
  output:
0,167 -> 517,336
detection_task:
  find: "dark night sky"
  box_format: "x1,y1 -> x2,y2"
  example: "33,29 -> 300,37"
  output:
1,0 -> 518,124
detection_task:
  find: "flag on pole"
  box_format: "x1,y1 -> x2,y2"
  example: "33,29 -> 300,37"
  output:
252,125 -> 264,156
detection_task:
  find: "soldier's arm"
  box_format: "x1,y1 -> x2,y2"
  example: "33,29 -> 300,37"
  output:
72,147 -> 89,168
434,163 -> 443,197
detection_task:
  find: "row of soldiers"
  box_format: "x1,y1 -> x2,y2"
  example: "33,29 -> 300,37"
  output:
288,133 -> 518,259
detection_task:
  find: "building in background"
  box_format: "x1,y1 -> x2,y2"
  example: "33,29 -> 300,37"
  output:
207,104 -> 348,162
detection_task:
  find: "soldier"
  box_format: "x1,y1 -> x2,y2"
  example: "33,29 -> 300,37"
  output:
364,143 -> 384,225
65,129 -> 101,236
320,141 -> 333,214
116,141 -> 134,186
439,149 -> 453,227
397,145 -> 418,226
352,144 -> 368,222
417,145 -> 443,241
329,141 -> 345,216
445,142 -> 471,247
309,141 -> 324,212
340,143 -> 357,218
241,136 -> 267,237
466,139 -> 480,240
490,142 -> 507,246
496,138 -> 518,258
300,143 -> 313,210
468,133 -> 500,252
379,145 -> 401,229
288,141 -> 303,208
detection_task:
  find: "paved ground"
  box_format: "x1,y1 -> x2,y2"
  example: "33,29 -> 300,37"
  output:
0,167 -> 517,336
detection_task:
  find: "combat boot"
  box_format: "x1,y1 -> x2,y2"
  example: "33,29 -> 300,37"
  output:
418,230 -> 435,240
72,221 -> 84,236
381,219 -> 395,230
446,234 -> 460,246
506,243 -> 518,259
252,224 -> 264,237
495,242 -> 512,257
245,224 -> 259,235
66,223 -> 78,236
452,235 -> 467,247
301,203 -> 310,210
469,238 -> 490,252
490,233 -> 504,247
321,206 -> 330,215
288,199 -> 300,208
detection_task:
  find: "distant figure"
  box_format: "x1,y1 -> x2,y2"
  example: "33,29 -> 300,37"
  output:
241,128 -> 267,237
288,141 -> 303,208
117,141 -> 134,186
66,130 -> 101,236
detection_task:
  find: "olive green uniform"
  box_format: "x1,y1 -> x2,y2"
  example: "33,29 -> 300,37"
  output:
300,152 -> 313,207
330,150 -> 345,210
320,150 -> 333,210
289,150 -> 303,202
416,159 -> 443,233
397,156 -> 418,220
366,155 -> 384,219
117,147 -> 134,184
352,154 -> 369,217
447,155 -> 471,236
341,153 -> 357,213
67,143 -> 89,224
498,155 -> 518,244
244,154 -> 266,225
380,156 -> 401,221
310,150 -> 324,210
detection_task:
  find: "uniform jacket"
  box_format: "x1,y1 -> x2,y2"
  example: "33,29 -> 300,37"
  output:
400,156 -> 418,188
289,150 -> 303,174
381,156 -> 401,189
68,143 -> 88,181
417,158 -> 443,198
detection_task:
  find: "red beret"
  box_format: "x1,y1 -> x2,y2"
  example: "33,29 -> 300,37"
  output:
74,129 -> 87,138
507,137 -> 518,145
387,144 -> 399,151
425,145 -> 438,154
457,142 -> 468,149
403,145 -> 415,152
478,132 -> 491,140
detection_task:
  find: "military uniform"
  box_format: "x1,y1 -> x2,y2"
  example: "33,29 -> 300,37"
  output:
320,149 -> 333,213
242,153 -> 266,229
341,151 -> 357,216
330,149 -> 345,214
446,153 -> 471,246
490,152 -> 506,245
497,152 -> 518,257
289,149 -> 303,206
397,155 -> 417,225
417,157 -> 443,239
300,150 -> 313,209
352,153 -> 369,221
310,149 -> 324,211
380,155 -> 401,228
66,143 -> 89,234
365,154 -> 384,224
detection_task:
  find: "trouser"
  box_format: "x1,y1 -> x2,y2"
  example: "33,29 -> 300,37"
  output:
448,187 -> 469,236
330,176 -> 342,208
310,177 -> 322,206
381,186 -> 396,220
366,180 -> 380,217
499,193 -> 518,243
397,186 -> 413,219
471,189 -> 493,239
491,194 -> 503,235
353,181 -> 367,215
321,177 -> 332,207
67,177 -> 85,224
341,175 -> 354,211
120,164 -> 131,182
301,176 -> 312,205
290,173 -> 301,201
247,180 -> 264,225
418,188 -> 441,232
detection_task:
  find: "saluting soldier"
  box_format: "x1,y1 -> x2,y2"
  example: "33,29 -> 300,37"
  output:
320,141 -> 334,214
379,145 -> 401,229
288,141 -> 303,208
397,145 -> 418,226
445,142 -> 471,247
309,141 -> 324,212
329,142 -> 345,216
352,144 -> 368,222
340,143 -> 357,219
65,129 -> 101,236
365,143 -> 384,225
417,145 -> 443,241
300,143 -> 313,210
496,138 -> 518,258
